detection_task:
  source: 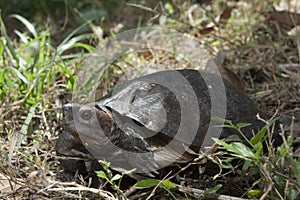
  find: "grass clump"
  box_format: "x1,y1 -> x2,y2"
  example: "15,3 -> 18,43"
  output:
0,13 -> 95,198
213,119 -> 300,199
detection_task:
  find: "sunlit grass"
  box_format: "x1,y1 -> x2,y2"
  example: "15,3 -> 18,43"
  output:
0,13 -> 95,193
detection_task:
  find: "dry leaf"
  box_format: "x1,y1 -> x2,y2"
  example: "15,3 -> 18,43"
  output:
0,173 -> 22,194
196,5 -> 235,36
198,26 -> 215,35
26,171 -> 49,188
218,6 -> 235,24
266,11 -> 300,29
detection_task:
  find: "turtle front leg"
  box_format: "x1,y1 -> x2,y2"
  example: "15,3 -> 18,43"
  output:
55,131 -> 91,181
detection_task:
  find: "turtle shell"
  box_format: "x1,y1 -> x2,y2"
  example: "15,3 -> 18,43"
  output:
96,69 -> 282,148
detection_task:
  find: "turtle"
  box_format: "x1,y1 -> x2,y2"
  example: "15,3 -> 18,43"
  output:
55,69 -> 284,180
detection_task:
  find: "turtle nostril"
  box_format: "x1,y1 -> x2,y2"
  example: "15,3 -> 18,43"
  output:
62,104 -> 74,123
62,104 -> 72,114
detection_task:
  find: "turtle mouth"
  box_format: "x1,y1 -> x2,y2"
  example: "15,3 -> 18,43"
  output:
62,103 -> 76,131
63,123 -> 77,133
95,104 -> 114,122
94,104 -> 119,133
95,104 -> 112,115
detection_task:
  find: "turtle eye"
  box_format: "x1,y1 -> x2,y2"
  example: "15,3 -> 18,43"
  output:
80,110 -> 93,120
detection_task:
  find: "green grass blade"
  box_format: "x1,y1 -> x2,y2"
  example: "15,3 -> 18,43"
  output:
66,42 -> 94,52
0,39 -> 4,56
57,33 -> 94,54
14,30 -> 29,43
134,179 -> 160,189
19,34 -> 49,57
4,66 -> 29,85
8,105 -> 36,163
10,14 -> 38,38
35,63 -> 52,94
0,12 -> 19,65
58,21 -> 89,48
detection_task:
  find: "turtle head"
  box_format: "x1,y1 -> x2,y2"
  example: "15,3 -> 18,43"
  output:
61,102 -> 158,174
62,103 -> 116,141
